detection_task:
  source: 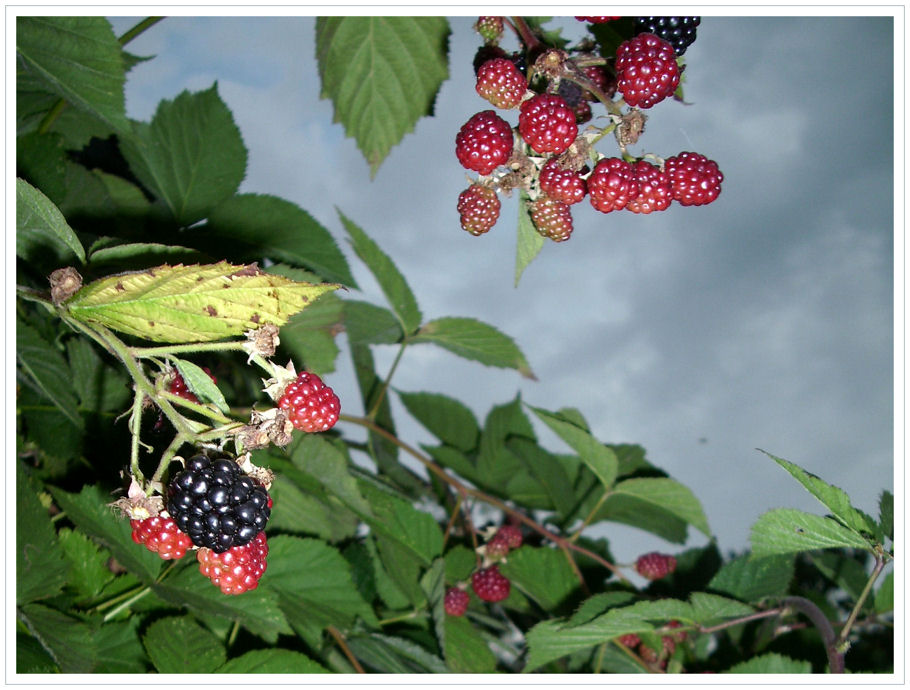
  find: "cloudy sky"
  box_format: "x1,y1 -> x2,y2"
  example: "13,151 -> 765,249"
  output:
107,12 -> 897,563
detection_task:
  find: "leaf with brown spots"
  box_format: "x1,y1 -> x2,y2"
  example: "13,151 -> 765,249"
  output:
65,262 -> 339,343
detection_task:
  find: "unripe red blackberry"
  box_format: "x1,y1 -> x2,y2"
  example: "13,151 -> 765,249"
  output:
455,110 -> 514,175
474,16 -> 504,44
576,16 -> 620,23
485,534 -> 510,559
625,160 -> 673,214
539,158 -> 587,205
587,157 -> 639,213
168,368 -> 216,404
197,531 -> 268,595
518,94 -> 578,155
471,565 -> 511,602
167,454 -> 271,553
635,551 -> 677,580
664,151 -> 723,206
277,371 -> 341,433
495,524 -> 523,549
457,184 -> 500,236
581,65 -> 616,100
444,587 -> 470,616
476,58 -> 526,109
130,515 -> 193,560
530,198 -> 574,242
615,33 -> 680,109
618,633 -> 641,648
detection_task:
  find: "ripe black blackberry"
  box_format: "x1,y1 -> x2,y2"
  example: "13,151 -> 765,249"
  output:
634,17 -> 701,56
167,454 -> 271,553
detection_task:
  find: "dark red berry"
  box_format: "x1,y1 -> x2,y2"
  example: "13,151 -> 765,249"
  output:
530,198 -> 574,242
618,633 -> 641,648
476,58 -> 526,109
457,184 -> 500,236
625,160 -> 673,214
615,33 -> 680,109
130,515 -> 193,560
444,587 -> 470,616
496,525 -> 523,549
539,158 -> 587,205
664,151 -> 723,206
455,110 -> 514,175
576,16 -> 620,23
587,157 -> 639,213
581,65 -> 616,100
277,371 -> 341,433
197,531 -> 268,595
471,565 -> 510,602
485,534 -> 510,559
635,551 -> 677,580
168,367 -> 216,404
518,94 -> 578,155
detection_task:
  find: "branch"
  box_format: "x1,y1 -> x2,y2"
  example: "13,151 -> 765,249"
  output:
782,596 -> 844,673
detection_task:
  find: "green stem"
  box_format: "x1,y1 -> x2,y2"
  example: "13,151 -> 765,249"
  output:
592,642 -> 607,673
102,586 -> 152,622
367,341 -> 407,420
128,389 -> 146,484
227,621 -> 241,648
569,489 -> 611,543
836,552 -> 887,650
130,340 -> 248,359
150,432 -> 190,486
118,16 -> 164,45
159,390 -> 235,425
90,583 -> 148,613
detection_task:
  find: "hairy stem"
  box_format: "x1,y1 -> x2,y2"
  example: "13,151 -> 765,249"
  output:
130,340 -> 247,359
128,389 -> 147,484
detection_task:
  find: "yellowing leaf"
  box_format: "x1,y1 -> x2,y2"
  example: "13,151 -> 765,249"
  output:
66,262 -> 338,343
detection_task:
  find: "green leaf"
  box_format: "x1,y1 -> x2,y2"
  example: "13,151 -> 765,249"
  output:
347,634 -> 449,673
499,546 -> 580,611
874,571 -> 893,614
16,177 -> 86,264
48,485 -> 163,584
750,508 -> 873,557
16,317 -> 84,431
65,336 -> 130,413
66,261 -> 338,343
507,436 -> 577,518
515,191 -> 545,286
808,551 -> 870,603
529,405 -> 618,490
611,477 -> 711,538
344,300 -> 405,345
119,84 -> 246,225
87,240 -> 204,273
17,132 -> 68,204
287,433 -> 373,518
316,16 -> 450,176
200,193 -> 357,287
567,592 -> 637,627
413,316 -> 535,378
688,592 -> 754,625
444,545 -> 477,584
16,17 -> 129,131
443,614 -> 497,673
708,553 -> 795,603
340,210 -> 421,333
360,483 -> 444,565
268,474 -> 358,542
56,528 -> 115,601
216,649 -> 329,673
475,396 -> 534,490
725,652 -> 812,674
16,466 -> 68,604
265,536 -> 377,635
92,619 -> 148,673
761,450 -> 879,538
17,603 -> 94,673
142,616 -> 226,674
171,357 -> 229,413
153,567 -> 292,644
879,490 -> 893,541
398,390 -> 479,452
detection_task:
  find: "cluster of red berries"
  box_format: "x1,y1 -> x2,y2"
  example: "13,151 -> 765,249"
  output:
455,16 -> 721,243
443,524 -> 524,616
618,620 -> 688,669
277,370 -> 341,433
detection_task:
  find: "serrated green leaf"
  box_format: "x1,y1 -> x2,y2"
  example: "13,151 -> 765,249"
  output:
398,390 -> 479,452
17,603 -> 95,673
412,317 -> 535,378
689,592 -> 754,624
152,567 -> 291,644
567,592 -> 637,627
344,299 -> 405,345
199,193 -> 356,287
143,616 -> 226,674
444,545 -> 476,584
874,571 -> 893,614
268,474 -> 358,542
316,16 -> 450,176
87,241 -> 204,273
750,508 -> 872,557
348,633 -> 449,673
48,485 -> 163,584
171,357 -> 228,413
340,210 -> 421,333
56,528 -> 115,601
65,337 -> 130,414
500,546 -> 581,611
475,396 -> 534,490
725,652 -> 812,673
16,17 -> 129,131
761,450 -> 879,538
17,132 -> 68,204
93,618 -> 148,673
66,261 -> 338,343
507,436 -> 577,518
529,405 -> 618,490
16,317 -> 84,431
516,191 -> 545,286
16,466 -> 68,604
443,614 -> 497,673
611,477 -> 711,538
287,433 -> 373,519
708,553 -> 795,603
119,84 -> 246,225
879,490 -> 893,541
808,551 -> 870,603
595,485 -> 690,543
216,649 -> 329,673
16,177 -> 86,264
